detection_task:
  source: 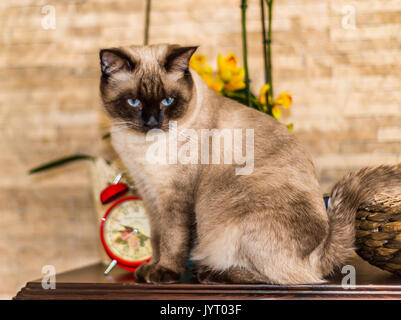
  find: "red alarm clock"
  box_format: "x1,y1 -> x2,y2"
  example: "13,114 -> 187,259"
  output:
100,175 -> 152,275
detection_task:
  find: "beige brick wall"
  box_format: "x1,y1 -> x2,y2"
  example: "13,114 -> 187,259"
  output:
1,0 -> 400,298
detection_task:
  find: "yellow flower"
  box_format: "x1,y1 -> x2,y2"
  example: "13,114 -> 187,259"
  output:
190,55 -> 224,93
202,73 -> 224,92
259,85 -> 293,117
272,105 -> 281,119
259,83 -> 270,105
218,69 -> 232,82
224,80 -> 245,91
191,53 -> 248,93
224,69 -> 245,91
286,123 -> 294,132
274,91 -> 292,109
217,53 -> 238,75
210,80 -> 225,92
189,54 -> 207,72
217,53 -> 246,92
197,65 -> 213,78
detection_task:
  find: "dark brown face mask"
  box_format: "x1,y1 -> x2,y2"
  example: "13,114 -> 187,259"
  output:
99,44 -> 197,132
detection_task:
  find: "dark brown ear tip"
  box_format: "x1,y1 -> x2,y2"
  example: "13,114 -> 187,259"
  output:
99,48 -> 120,59
169,45 -> 199,53
99,49 -> 111,62
99,48 -> 134,75
185,45 -> 199,51
186,46 -> 199,58
99,49 -> 105,60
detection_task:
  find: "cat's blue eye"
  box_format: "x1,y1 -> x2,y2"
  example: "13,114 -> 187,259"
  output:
161,97 -> 174,106
127,98 -> 141,107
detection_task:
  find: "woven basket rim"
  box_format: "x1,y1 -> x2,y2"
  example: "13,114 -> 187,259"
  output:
359,193 -> 401,213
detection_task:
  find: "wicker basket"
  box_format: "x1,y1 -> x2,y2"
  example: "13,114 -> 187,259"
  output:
355,194 -> 401,276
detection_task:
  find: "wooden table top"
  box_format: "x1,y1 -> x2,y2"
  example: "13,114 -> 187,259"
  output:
14,253 -> 401,300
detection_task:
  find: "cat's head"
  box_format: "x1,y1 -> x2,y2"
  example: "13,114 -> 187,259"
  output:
99,44 -> 198,132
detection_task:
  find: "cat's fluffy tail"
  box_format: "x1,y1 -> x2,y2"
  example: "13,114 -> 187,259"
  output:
320,164 -> 401,275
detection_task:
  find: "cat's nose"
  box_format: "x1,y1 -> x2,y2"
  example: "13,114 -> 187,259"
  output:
145,115 -> 158,128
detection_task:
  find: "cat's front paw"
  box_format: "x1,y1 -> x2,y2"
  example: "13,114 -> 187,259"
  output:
135,263 -> 181,284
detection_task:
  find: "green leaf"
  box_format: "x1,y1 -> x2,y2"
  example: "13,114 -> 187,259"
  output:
28,154 -> 95,174
223,90 -> 273,115
122,225 -> 133,232
115,237 -> 127,244
138,233 -> 149,246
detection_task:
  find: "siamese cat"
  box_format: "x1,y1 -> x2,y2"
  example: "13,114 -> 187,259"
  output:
99,44 -> 401,284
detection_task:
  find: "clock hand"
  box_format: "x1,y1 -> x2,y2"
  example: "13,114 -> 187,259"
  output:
121,225 -> 140,234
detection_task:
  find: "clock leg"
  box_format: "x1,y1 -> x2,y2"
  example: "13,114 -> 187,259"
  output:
104,259 -> 117,275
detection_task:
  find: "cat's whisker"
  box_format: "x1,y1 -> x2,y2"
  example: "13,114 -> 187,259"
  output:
110,126 -> 132,134
113,121 -> 132,127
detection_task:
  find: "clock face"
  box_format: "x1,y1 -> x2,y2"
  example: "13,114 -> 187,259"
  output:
103,199 -> 152,262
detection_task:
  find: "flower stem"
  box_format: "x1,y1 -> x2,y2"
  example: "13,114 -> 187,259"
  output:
241,0 -> 251,107
266,0 -> 274,105
260,0 -> 268,84
144,0 -> 151,45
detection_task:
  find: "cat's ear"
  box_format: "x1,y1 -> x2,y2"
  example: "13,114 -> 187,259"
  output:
99,49 -> 133,76
164,45 -> 198,74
